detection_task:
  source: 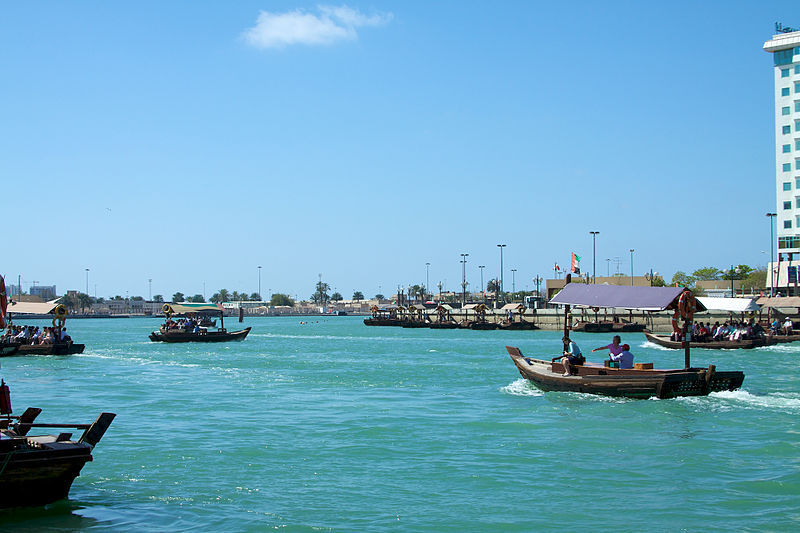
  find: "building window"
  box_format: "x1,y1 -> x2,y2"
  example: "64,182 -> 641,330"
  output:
785,182 -> 792,191
795,102 -> 800,112
796,159 -> 800,170
796,215 -> 800,227
796,139 -> 800,150
779,236 -> 800,249
785,163 -> 792,172
785,144 -> 792,153
796,179 -> 800,189
785,220 -> 792,229
782,68 -> 791,77
784,87 -> 791,96
796,197 -> 800,208
785,125 -> 792,134
796,119 -> 800,130
784,106 -> 791,115
796,82 -> 800,93
785,201 -> 792,209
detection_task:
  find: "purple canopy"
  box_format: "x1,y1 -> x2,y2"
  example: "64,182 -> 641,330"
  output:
549,284 -> 705,312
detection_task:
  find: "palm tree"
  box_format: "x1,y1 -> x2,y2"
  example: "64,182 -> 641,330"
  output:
231,291 -> 240,302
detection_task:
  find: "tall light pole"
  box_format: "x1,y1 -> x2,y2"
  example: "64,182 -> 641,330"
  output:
589,231 -> 599,283
533,275 -> 543,305
767,212 -> 777,296
460,253 -> 469,306
727,265 -> 741,298
148,278 -> 152,301
497,244 -> 506,307
85,268 -> 89,295
258,266 -> 262,300
511,269 -> 517,295
425,262 -> 430,300
629,249 -> 635,286
605,258 -> 611,278
478,265 -> 485,303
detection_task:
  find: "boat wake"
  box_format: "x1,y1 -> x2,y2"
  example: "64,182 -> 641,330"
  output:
678,389 -> 800,413
640,340 -> 675,351
500,379 -> 543,397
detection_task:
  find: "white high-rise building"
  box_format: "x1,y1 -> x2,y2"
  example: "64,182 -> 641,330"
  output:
765,27 -> 800,255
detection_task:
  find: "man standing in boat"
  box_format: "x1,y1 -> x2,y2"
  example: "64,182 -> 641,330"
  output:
591,335 -> 624,359
560,336 -> 584,376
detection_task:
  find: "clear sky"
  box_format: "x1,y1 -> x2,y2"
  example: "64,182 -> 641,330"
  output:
1,1 -> 796,300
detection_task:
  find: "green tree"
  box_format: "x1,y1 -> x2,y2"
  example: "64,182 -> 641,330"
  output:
188,294 -> 205,302
131,296 -> 144,301
153,294 -> 164,303
172,292 -> 185,302
671,271 -> 695,287
487,279 -> 500,293
741,268 -> 767,292
270,293 -> 295,306
250,292 -> 261,301
721,264 -> 755,280
77,293 -> 92,313
311,281 -> 330,304
352,291 -> 364,300
231,291 -> 240,301
650,275 -> 666,287
691,267 -> 721,281
210,289 -> 229,304
374,293 -> 385,300
331,292 -> 343,301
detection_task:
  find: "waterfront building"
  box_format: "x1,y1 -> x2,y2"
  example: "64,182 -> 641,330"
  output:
764,25 -> 800,293
30,285 -> 56,300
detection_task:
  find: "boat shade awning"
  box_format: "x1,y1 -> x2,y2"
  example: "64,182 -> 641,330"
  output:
500,303 -> 525,311
756,296 -> 800,308
6,301 -> 58,315
549,284 -> 705,312
436,304 -> 453,311
164,303 -> 223,315
696,297 -> 760,313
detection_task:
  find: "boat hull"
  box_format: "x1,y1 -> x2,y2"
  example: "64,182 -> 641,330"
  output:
643,331 -> 777,350
0,445 -> 93,508
149,327 -> 251,343
507,346 -> 744,399
5,343 -> 85,356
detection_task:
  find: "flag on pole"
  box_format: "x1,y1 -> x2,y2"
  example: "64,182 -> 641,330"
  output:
554,262 -> 560,272
571,253 -> 581,274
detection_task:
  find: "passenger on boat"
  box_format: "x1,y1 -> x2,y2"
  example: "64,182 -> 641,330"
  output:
560,336 -> 584,376
770,319 -> 781,334
608,344 -> 634,369
783,318 -> 794,336
591,335 -> 623,357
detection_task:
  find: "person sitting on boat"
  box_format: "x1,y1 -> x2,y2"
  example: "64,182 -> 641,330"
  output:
770,319 -> 780,335
608,343 -> 634,369
591,335 -> 624,358
783,318 -> 794,336
751,320 -> 765,338
560,336 -> 584,376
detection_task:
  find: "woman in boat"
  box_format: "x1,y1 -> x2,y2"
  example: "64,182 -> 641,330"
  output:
560,336 -> 584,376
591,335 -> 623,358
608,344 -> 634,369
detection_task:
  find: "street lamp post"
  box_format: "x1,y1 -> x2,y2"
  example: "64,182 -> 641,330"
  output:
728,265 -> 741,298
85,268 -> 89,295
258,266 -> 262,300
589,231 -> 599,283
148,278 -> 152,301
460,253 -> 469,306
605,258 -> 610,278
511,269 -> 517,296
629,249 -> 635,286
478,265 -> 485,303
497,244 -> 506,307
767,212 -> 777,296
425,262 -> 430,300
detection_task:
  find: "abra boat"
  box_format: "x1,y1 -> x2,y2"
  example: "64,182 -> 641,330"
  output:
149,303 -> 251,343
506,281 -> 745,399
2,299 -> 86,356
363,306 -> 405,326
643,331 -> 776,350
0,381 -> 115,508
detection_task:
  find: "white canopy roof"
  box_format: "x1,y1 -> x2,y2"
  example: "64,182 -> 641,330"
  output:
696,297 -> 760,313
6,300 -> 59,315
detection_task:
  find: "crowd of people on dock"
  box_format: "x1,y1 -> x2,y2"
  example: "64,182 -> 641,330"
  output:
1,325 -> 72,345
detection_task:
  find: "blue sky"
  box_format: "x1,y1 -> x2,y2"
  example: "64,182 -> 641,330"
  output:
1,2 -> 795,300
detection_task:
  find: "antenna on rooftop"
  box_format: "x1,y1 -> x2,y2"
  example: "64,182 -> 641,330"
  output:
776,22 -> 799,34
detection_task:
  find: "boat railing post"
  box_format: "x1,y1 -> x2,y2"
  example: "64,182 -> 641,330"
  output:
683,320 -> 692,369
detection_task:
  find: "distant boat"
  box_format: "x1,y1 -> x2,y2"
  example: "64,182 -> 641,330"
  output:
2,300 -> 86,356
149,303 -> 251,343
507,282 -> 745,399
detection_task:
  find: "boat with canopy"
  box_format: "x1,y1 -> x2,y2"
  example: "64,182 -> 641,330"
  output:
149,303 -> 250,343
1,298 -> 85,356
506,279 -> 745,399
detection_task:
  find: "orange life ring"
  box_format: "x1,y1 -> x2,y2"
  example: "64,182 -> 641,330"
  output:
678,292 -> 695,322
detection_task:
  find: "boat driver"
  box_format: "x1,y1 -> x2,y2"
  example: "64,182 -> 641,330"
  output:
560,336 -> 584,376
591,335 -> 624,359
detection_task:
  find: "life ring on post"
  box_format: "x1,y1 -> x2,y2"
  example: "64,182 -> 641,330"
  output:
162,304 -> 173,318
678,291 -> 696,322
55,304 -> 67,319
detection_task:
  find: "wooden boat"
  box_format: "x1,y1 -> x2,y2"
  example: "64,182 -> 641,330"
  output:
469,320 -> 498,330
0,386 -> 115,508
3,300 -> 85,356
0,342 -> 20,356
150,303 -> 251,343
498,320 -> 540,331
428,321 -> 459,329
643,331 -> 777,350
363,306 -> 405,327
507,281 -> 745,399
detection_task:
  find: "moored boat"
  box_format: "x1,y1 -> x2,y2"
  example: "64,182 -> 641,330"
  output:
507,281 -> 745,399
0,381 -> 115,508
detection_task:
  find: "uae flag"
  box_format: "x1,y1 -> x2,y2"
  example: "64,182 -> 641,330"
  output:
570,253 -> 581,274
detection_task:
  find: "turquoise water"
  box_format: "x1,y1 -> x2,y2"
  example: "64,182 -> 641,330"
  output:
1,316 -> 799,531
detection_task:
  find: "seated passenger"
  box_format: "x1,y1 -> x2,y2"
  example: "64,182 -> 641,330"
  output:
609,344 -> 634,369
560,336 -> 584,376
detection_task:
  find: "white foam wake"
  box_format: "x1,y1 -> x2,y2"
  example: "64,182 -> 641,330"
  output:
500,378 -> 544,397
